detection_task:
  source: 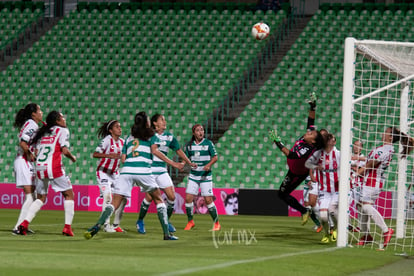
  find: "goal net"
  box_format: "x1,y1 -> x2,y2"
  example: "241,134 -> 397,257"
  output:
338,38 -> 414,251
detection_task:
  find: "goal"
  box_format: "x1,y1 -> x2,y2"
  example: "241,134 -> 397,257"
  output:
339,38 -> 414,251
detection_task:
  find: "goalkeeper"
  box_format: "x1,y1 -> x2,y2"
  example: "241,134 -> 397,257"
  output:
268,92 -> 325,225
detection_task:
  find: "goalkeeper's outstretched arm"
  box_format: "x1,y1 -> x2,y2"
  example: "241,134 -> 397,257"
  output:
307,91 -> 316,127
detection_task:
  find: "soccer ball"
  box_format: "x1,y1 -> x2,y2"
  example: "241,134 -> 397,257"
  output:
251,22 -> 270,40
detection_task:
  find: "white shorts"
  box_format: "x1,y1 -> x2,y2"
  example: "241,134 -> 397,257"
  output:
186,179 -> 214,197
14,157 -> 34,187
96,171 -> 118,197
318,191 -> 338,210
154,172 -> 174,190
360,186 -> 381,204
303,182 -> 318,202
114,174 -> 159,198
35,175 -> 73,195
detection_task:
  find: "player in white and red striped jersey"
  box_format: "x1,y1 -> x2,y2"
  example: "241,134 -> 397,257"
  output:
306,133 -> 340,243
18,111 -> 77,237
93,120 -> 125,233
12,103 -> 43,235
349,140 -> 366,232
357,127 -> 414,248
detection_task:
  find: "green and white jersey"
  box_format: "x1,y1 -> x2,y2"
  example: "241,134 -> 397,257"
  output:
152,131 -> 180,175
185,138 -> 217,182
120,134 -> 159,175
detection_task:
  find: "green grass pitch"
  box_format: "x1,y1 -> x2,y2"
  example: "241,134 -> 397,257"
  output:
0,209 -> 412,275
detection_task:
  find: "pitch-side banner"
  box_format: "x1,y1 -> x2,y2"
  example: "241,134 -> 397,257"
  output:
0,183 -> 239,215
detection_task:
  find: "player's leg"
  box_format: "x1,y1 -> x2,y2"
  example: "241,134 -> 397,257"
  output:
278,171 -> 309,223
84,174 -> 132,239
163,186 -> 177,232
112,197 -> 127,232
61,187 -> 75,236
13,160 -> 36,234
139,174 -> 177,240
97,174 -> 114,232
136,192 -> 152,234
318,192 -> 330,243
328,195 -> 338,242
18,178 -> 48,235
201,181 -> 220,231
184,179 -> 198,230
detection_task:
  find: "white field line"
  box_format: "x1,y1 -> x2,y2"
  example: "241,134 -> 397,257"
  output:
160,247 -> 341,276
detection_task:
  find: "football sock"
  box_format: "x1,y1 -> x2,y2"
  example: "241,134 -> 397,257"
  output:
156,203 -> 169,235
25,199 -> 44,223
308,207 -> 319,226
114,197 -> 127,225
14,193 -> 34,229
359,211 -> 370,235
102,192 -> 112,225
362,204 -> 388,232
207,202 -> 219,223
97,204 -> 114,226
185,202 -> 194,222
138,198 -> 151,221
166,198 -> 175,219
64,200 -> 75,225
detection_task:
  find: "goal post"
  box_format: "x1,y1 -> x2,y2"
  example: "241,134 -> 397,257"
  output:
338,38 -> 414,250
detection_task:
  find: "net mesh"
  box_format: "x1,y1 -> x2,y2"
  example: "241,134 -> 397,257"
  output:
347,40 -> 414,251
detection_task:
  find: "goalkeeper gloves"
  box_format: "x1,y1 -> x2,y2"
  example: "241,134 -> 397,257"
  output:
268,129 -> 285,150
308,91 -> 317,111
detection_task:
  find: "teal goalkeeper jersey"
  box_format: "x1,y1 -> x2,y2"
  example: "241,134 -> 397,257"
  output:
152,131 -> 180,174
185,138 -> 217,181
121,134 -> 160,175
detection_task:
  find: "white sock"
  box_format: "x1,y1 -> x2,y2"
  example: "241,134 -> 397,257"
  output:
14,193 -> 34,229
113,197 -> 127,225
362,204 -> 388,232
102,192 -> 112,225
64,200 -> 75,225
157,203 -> 168,225
25,199 -> 44,223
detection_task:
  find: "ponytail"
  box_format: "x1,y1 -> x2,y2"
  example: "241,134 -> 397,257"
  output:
31,111 -> 61,145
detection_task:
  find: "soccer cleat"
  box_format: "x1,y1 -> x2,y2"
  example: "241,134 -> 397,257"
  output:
62,225 -> 74,236
136,220 -> 146,234
168,222 -> 176,233
383,228 -> 394,248
103,224 -> 116,233
18,220 -> 29,236
301,209 -> 311,226
356,234 -> 373,246
84,225 -> 100,240
113,226 -> 124,233
321,234 -> 330,244
184,220 -> 195,230
212,221 -> 221,231
330,230 -> 337,242
315,225 -> 323,233
12,229 -> 20,235
164,234 -> 179,240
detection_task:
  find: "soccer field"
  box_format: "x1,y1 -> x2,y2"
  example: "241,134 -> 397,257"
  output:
0,209 -> 412,276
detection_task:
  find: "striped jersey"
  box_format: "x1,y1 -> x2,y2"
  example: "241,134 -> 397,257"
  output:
185,138 -> 217,182
17,119 -> 39,159
307,147 -> 340,193
120,134 -> 159,175
35,126 -> 71,179
95,135 -> 124,175
364,144 -> 394,189
350,153 -> 366,189
152,131 -> 180,174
